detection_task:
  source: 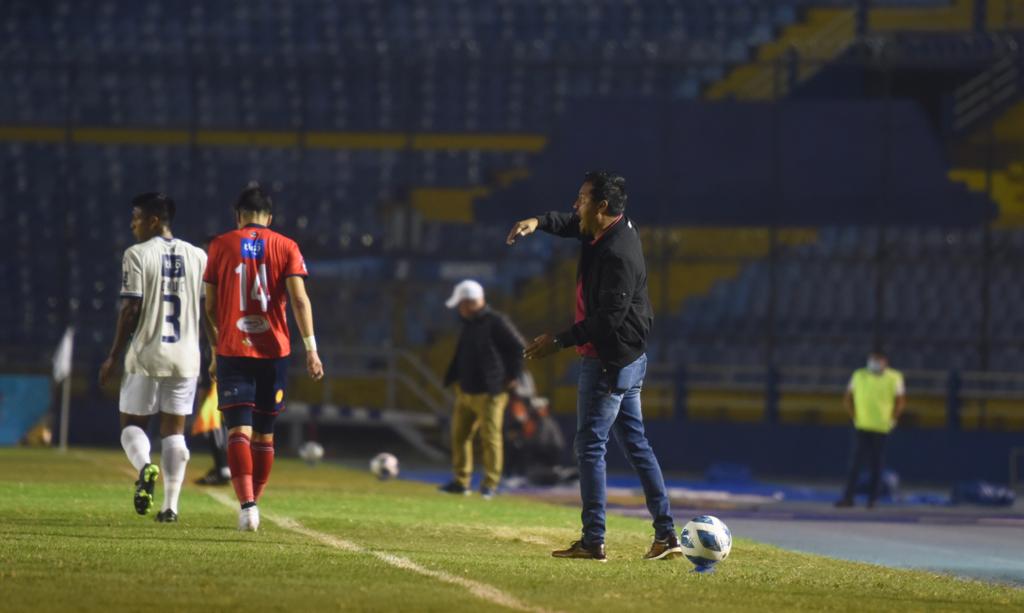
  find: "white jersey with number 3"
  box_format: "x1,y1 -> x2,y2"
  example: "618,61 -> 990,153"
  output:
120,237 -> 207,377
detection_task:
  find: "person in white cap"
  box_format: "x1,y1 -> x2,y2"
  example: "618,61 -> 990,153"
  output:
439,280 -> 526,499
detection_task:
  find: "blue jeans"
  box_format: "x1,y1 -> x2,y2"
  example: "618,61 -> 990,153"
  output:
575,354 -> 674,545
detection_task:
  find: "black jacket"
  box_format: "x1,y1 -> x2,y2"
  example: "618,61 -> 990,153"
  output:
537,211 -> 653,370
444,306 -> 526,394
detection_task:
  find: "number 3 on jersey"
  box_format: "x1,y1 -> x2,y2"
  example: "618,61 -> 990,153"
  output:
162,294 -> 181,343
235,263 -> 269,312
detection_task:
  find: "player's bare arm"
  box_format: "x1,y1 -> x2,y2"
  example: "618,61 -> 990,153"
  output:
203,282 -> 219,381
99,296 -> 142,387
506,217 -> 538,245
285,275 -> 324,381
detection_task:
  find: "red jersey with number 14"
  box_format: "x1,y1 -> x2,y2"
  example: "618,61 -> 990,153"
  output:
203,224 -> 308,359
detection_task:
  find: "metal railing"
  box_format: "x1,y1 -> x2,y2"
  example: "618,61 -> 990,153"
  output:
295,345 -> 453,415
279,345 -> 453,459
643,362 -> 1024,429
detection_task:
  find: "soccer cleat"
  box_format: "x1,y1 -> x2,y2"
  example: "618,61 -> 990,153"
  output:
238,505 -> 260,532
133,463 -> 160,515
438,481 -> 470,495
155,509 -> 178,523
194,468 -> 231,486
552,540 -> 607,562
644,533 -> 683,560
480,486 -> 496,500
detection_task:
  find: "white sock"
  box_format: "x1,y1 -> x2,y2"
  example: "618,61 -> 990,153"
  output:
160,434 -> 190,513
120,426 -> 151,472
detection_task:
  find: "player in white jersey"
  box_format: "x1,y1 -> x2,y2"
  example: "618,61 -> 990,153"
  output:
99,193 -> 211,522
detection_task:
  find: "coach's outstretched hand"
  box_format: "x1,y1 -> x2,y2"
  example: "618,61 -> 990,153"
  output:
523,333 -> 560,360
307,351 -> 324,381
506,217 -> 539,245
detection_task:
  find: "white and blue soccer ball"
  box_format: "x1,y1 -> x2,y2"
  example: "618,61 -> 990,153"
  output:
298,441 -> 325,465
370,452 -> 399,480
680,515 -> 732,570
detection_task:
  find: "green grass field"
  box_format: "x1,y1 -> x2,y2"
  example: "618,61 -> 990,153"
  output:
0,447 -> 1021,612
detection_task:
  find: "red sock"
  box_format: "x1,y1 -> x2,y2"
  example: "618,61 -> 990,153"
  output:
252,439 -> 275,502
227,432 -> 254,505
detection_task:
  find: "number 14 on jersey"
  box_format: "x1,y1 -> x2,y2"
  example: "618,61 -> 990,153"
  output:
235,263 -> 269,312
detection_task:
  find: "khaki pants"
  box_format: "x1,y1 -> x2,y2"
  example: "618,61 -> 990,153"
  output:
451,387 -> 508,490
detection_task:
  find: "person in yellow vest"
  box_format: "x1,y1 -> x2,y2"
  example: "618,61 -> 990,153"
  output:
836,351 -> 905,508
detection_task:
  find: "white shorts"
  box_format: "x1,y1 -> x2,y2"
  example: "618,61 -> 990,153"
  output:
119,373 -> 198,416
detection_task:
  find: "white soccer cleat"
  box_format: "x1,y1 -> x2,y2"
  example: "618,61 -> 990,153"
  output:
237,505 -> 260,532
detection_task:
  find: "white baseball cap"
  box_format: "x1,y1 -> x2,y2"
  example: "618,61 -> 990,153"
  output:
445,279 -> 485,308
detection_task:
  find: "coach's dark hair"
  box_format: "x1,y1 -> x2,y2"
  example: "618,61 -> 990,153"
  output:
132,192 -> 175,224
583,171 -> 627,216
235,183 -> 273,214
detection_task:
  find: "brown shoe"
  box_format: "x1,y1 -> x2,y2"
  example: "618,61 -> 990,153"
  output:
552,540 -> 607,562
643,533 -> 683,560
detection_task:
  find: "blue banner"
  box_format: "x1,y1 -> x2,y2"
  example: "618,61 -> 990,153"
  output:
0,376 -> 51,445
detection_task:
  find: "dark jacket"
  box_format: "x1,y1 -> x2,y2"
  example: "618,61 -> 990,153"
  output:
537,211 -> 653,370
444,306 -> 526,395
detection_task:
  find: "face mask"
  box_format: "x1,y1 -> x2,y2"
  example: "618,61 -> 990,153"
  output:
867,358 -> 884,374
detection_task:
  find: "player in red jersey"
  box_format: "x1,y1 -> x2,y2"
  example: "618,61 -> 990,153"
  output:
203,184 -> 324,531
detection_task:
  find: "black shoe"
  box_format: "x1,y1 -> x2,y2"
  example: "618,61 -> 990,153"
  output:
438,481 -> 470,495
194,469 -> 230,486
155,509 -> 178,523
134,463 -> 160,515
834,498 -> 854,508
480,486 -> 496,500
644,533 -> 683,560
552,540 -> 607,562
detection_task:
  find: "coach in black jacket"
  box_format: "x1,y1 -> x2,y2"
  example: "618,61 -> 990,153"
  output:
438,280 -> 525,499
506,171 -> 679,562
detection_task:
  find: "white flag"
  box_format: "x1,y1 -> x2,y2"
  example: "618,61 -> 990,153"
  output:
53,326 -> 75,383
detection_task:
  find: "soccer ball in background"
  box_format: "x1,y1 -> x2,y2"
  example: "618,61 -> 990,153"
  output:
680,515 -> 732,573
298,441 -> 325,466
370,452 -> 399,480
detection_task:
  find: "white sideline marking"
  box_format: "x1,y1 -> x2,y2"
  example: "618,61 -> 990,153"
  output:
79,451 -> 557,612
205,490 -> 560,613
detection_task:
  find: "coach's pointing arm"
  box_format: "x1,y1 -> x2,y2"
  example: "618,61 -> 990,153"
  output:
506,212 -> 582,245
